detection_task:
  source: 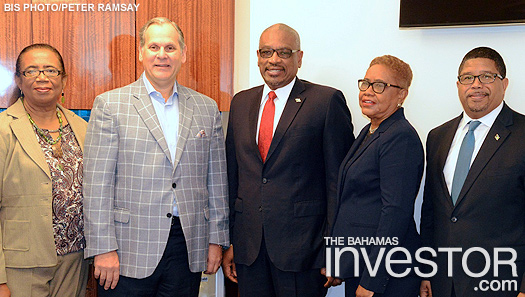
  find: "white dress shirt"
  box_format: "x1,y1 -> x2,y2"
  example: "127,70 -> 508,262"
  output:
255,78 -> 296,144
443,101 -> 504,194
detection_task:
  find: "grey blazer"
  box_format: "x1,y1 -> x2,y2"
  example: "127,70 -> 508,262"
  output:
83,76 -> 229,277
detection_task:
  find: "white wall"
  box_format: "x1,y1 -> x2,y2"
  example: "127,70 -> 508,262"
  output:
234,1 -> 525,296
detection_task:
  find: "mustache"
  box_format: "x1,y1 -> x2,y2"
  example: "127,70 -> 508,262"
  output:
467,91 -> 489,97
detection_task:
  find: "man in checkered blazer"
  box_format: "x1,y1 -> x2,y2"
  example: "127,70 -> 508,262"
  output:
83,17 -> 229,297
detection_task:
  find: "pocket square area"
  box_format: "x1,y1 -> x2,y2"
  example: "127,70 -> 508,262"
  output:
195,130 -> 207,137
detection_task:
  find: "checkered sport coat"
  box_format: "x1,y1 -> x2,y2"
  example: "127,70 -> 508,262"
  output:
83,76 -> 229,277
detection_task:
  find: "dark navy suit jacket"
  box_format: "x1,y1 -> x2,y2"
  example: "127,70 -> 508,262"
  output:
421,103 -> 525,297
331,108 -> 423,293
226,78 -> 354,271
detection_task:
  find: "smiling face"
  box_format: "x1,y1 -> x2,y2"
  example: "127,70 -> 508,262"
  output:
457,58 -> 508,119
257,25 -> 303,90
139,23 -> 187,89
15,48 -> 66,108
359,64 -> 407,127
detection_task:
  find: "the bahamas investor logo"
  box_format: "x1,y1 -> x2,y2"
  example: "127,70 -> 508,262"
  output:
325,237 -> 519,293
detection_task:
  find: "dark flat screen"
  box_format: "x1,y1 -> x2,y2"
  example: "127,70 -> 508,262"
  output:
399,0 -> 525,28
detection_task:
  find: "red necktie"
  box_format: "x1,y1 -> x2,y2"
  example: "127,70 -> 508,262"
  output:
258,91 -> 277,162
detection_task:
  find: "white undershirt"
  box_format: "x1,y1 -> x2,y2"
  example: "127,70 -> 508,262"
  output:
443,101 -> 504,194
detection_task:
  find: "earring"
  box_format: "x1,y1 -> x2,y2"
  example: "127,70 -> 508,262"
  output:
61,92 -> 65,104
397,103 -> 402,108
18,89 -> 24,101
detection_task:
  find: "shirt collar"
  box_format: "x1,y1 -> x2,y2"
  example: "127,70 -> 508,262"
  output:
142,73 -> 178,105
261,77 -> 296,105
459,101 -> 504,130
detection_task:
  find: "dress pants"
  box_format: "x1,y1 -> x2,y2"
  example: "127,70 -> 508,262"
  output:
6,250 -> 88,297
98,217 -> 202,297
236,235 -> 327,297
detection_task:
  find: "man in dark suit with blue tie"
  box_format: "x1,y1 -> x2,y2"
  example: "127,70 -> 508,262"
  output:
420,47 -> 525,297
222,23 -> 354,297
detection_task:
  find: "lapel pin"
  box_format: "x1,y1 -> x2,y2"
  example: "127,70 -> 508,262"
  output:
295,98 -> 301,103
494,134 -> 500,141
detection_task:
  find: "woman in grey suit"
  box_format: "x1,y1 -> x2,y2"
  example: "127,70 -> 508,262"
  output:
0,44 -> 88,297
328,55 -> 424,297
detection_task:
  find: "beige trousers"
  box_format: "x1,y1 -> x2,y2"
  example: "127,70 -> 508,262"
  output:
5,250 -> 89,297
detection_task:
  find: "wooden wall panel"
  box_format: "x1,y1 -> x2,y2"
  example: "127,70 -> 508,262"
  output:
31,0 -> 136,109
0,0 -> 32,107
0,0 -> 233,111
136,0 -> 234,110
218,0 -> 235,111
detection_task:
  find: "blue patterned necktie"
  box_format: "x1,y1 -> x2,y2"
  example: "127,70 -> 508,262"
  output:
451,120 -> 481,205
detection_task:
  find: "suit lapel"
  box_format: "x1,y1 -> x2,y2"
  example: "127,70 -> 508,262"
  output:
265,79 -> 306,162
132,79 -> 172,164
455,105 -> 512,206
342,126 -> 369,169
344,125 -> 379,169
174,84 -> 194,170
437,116 -> 462,208
249,86 -> 264,162
337,109 -> 405,199
344,108 -> 404,170
8,100 -> 51,178
337,126 -> 370,199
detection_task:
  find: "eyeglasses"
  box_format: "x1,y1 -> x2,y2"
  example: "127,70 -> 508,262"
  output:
258,48 -> 300,59
457,73 -> 503,85
21,68 -> 62,78
358,79 -> 403,94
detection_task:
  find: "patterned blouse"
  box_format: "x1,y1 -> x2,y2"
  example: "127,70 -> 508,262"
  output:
33,124 -> 85,256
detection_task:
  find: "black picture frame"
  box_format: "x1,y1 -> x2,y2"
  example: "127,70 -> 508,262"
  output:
399,0 -> 525,28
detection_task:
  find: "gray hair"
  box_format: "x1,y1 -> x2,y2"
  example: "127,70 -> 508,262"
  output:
139,17 -> 185,49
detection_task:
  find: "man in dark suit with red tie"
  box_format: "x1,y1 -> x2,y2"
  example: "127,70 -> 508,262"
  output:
420,47 -> 525,297
222,23 -> 354,297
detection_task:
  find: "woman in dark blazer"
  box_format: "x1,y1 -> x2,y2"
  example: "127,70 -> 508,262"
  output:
329,55 -> 424,297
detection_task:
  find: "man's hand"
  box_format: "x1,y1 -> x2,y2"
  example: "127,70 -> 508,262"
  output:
94,251 -> 120,290
221,245 -> 237,283
517,292 -> 525,297
356,285 -> 374,297
0,284 -> 11,297
320,268 -> 342,288
205,244 -> 223,274
420,280 -> 432,297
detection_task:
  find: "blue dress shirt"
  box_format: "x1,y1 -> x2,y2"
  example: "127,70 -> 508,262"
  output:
142,74 -> 180,216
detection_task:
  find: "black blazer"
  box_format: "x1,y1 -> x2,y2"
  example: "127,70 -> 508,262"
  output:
331,108 -> 423,293
421,103 -> 525,297
226,78 -> 354,271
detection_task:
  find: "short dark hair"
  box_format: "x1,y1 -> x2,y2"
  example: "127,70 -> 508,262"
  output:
458,47 -> 506,78
15,43 -> 66,77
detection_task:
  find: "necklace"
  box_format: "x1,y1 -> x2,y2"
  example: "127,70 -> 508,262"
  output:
369,126 -> 378,134
27,108 -> 64,158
